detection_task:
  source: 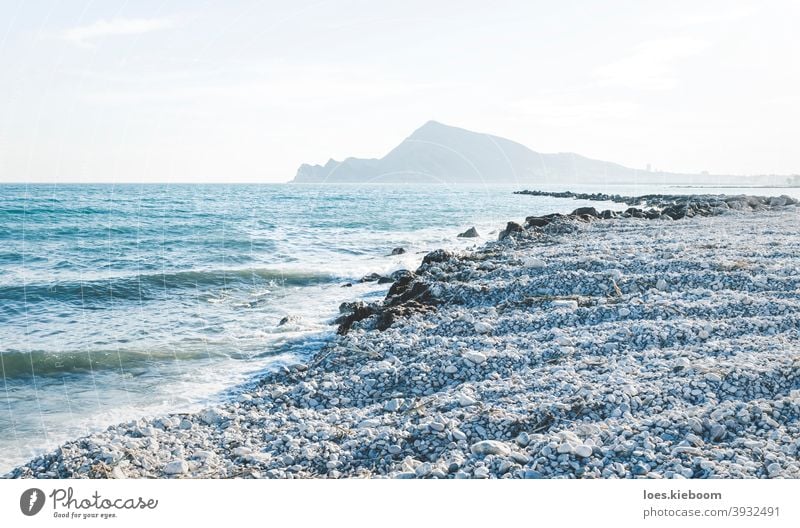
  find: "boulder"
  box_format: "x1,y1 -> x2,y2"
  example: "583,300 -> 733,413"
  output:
525,216 -> 550,228
498,221 -> 524,240
599,209 -> 617,219
457,226 -> 479,238
624,207 -> 644,218
421,249 -> 456,266
335,301 -> 379,335
571,206 -> 599,217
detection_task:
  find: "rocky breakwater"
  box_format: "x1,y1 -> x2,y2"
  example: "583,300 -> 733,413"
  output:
515,189 -> 798,216
7,194 -> 800,479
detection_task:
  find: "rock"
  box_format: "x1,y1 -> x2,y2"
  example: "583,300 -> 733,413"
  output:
656,278 -> 668,291
510,451 -> 531,465
458,227 -> 479,238
110,466 -> 127,479
618,307 -> 631,317
163,460 -> 188,475
632,463 -> 649,476
557,443 -> 574,454
336,301 -> 379,335
463,351 -> 487,365
498,221 -> 524,240
525,216 -> 550,228
358,418 -> 381,429
574,445 -> 593,458
552,300 -> 578,310
199,409 -> 222,425
384,398 -> 404,412
232,447 -> 252,456
429,422 -> 446,432
359,273 -> 383,283
377,276 -> 394,284
624,207 -> 644,218
390,247 -> 406,255
470,440 -> 512,457
705,372 -> 723,383
389,269 -> 413,281
452,429 -> 467,441
388,444 -> 402,455
421,249 -> 455,266
457,393 -> 478,407
674,357 -> 691,370
524,257 -> 546,268
473,466 -> 490,478
600,209 -> 617,219
278,315 -> 302,326
473,321 -> 493,334
767,462 -> 782,476
444,365 -> 459,374
571,206 -> 599,217
710,424 -> 726,442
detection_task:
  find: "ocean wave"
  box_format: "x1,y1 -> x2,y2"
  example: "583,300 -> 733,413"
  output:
0,348 -> 228,379
0,267 -> 339,305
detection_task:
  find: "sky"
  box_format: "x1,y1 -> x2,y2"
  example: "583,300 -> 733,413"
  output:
0,0 -> 798,183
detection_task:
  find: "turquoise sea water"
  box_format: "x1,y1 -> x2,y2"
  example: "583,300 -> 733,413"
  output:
1,182 -> 797,472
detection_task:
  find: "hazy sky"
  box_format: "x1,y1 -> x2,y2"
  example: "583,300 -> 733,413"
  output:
1,0 -> 798,183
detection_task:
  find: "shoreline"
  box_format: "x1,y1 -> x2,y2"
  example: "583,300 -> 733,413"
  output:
5,192 -> 800,479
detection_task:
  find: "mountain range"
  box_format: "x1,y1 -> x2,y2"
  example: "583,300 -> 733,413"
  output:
292,121 -> 728,185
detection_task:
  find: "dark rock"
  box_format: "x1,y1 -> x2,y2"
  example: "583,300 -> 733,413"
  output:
599,209 -> 617,219
335,301 -> 379,335
390,269 -> 414,281
390,247 -> 406,255
278,315 -> 302,326
644,209 -> 662,220
376,301 -> 435,331
421,249 -> 455,266
457,227 -> 479,238
359,272 -> 383,283
662,204 -> 688,220
387,279 -> 436,306
377,276 -> 394,284
340,283 -> 353,287
571,206 -> 600,217
624,207 -> 644,218
387,272 -> 417,298
498,221 -> 524,240
525,216 -> 550,228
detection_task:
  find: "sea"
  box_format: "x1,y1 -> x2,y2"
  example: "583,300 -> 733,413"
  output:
1,182 -> 797,473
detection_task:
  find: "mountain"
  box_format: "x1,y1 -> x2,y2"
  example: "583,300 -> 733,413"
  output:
291,120 -> 707,184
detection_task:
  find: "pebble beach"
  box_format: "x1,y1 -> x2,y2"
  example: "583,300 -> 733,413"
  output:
7,193 -> 800,479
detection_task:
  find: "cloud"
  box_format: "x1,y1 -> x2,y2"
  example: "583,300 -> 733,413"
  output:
594,37 -> 708,90
59,17 -> 175,43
